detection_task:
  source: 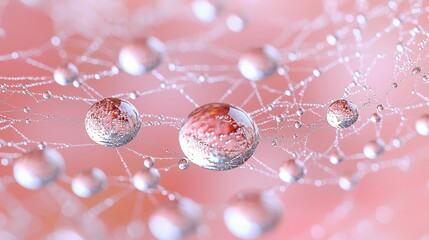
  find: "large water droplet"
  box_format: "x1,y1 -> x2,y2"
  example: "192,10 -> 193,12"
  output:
13,148 -> 64,189
179,103 -> 259,171
149,198 -> 201,240
85,98 -> 141,147
192,0 -> 222,23
224,191 -> 283,239
71,167 -> 107,198
53,63 -> 79,86
118,37 -> 164,75
326,99 -> 359,129
238,45 -> 280,81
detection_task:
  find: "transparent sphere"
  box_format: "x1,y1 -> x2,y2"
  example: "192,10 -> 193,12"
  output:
238,45 -> 280,81
363,139 -> 385,159
178,157 -> 190,170
13,148 -> 64,189
118,37 -> 164,75
85,98 -> 141,147
329,151 -> 344,165
71,167 -> 107,198
338,173 -> 358,191
224,191 -> 283,239
278,159 -> 305,183
149,198 -> 201,240
192,0 -> 222,23
179,103 -> 260,171
415,114 -> 429,136
326,99 -> 359,129
132,167 -> 160,192
53,63 -> 79,86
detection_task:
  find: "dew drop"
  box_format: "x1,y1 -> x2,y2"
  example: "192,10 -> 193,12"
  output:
149,197 -> 201,240
42,90 -> 53,100
329,151 -> 344,165
326,100 -> 359,129
415,114 -> 429,136
23,106 -> 31,113
179,103 -> 259,171
192,0 -> 222,23
85,98 -> 141,147
178,157 -> 190,170
238,45 -> 280,81
143,156 -> 155,168
278,159 -> 305,183
412,66 -> 422,75
338,173 -> 358,190
118,37 -> 164,75
224,191 -> 283,239
53,63 -> 79,86
71,167 -> 107,198
370,113 -> 381,123
13,148 -> 64,189
363,139 -> 385,159
227,14 -> 246,32
132,167 -> 160,192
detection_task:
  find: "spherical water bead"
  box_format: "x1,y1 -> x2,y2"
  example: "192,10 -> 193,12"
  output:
329,151 -> 344,165
23,106 -> 30,113
118,37 -> 164,75
53,63 -> 79,86
71,168 -> 107,198
415,114 -> 429,136
278,159 -> 305,183
143,156 -> 155,168
227,14 -> 246,32
377,104 -> 384,111
238,45 -> 280,81
179,103 -> 260,171
132,167 -> 160,192
412,67 -> 422,75
338,173 -> 358,190
149,197 -> 201,240
42,90 -> 52,100
224,191 -> 283,239
296,108 -> 304,116
85,98 -> 141,147
13,148 -> 64,189
192,0 -> 222,23
370,113 -> 381,123
363,139 -> 385,159
178,157 -> 190,170
326,100 -> 359,129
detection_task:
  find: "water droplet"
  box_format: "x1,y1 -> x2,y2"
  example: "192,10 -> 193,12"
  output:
129,91 -> 139,100
192,0 -> 222,23
377,104 -> 384,111
224,191 -> 283,239
23,106 -> 31,113
71,167 -> 107,198
149,198 -> 201,240
423,75 -> 429,82
42,90 -> 52,99
363,139 -> 385,159
370,113 -> 381,123
238,45 -> 280,81
143,156 -> 155,168
13,148 -> 64,189
179,103 -> 259,171
227,14 -> 246,32
329,151 -> 344,165
326,100 -> 359,129
391,82 -> 398,89
85,98 -> 141,147
278,159 -> 305,183
412,66 -> 422,75
53,63 -> 79,86
356,14 -> 367,25
338,173 -> 358,190
396,43 -> 404,52
132,167 -> 160,192
326,34 -> 338,46
312,68 -> 321,77
178,157 -> 190,170
392,18 -> 401,27
294,121 -> 302,129
296,108 -> 304,116
415,114 -> 429,136
37,141 -> 47,150
118,37 -> 164,75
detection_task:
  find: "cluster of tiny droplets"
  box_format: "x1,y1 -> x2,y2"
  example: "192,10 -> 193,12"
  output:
0,0 -> 428,239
